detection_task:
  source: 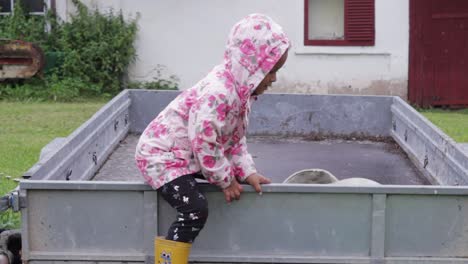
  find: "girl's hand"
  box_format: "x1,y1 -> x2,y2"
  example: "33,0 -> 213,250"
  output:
245,173 -> 271,194
223,178 -> 243,203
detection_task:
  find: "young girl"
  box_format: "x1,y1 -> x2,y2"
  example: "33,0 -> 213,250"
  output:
135,13 -> 290,264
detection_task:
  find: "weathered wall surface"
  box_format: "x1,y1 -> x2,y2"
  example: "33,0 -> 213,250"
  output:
56,0 -> 409,98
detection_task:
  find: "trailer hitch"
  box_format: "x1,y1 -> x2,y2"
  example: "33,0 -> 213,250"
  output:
0,192 -> 21,212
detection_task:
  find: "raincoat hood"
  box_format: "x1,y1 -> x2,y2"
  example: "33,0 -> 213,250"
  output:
222,14 -> 290,106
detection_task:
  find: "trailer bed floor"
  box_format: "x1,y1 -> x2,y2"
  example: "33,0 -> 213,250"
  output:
93,134 -> 430,185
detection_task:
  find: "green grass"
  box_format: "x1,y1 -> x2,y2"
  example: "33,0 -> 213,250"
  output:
0,100 -> 106,228
419,108 -> 468,142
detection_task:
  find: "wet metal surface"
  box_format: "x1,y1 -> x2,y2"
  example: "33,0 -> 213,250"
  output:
93,134 -> 430,185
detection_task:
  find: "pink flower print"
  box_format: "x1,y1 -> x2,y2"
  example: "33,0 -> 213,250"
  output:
216,103 -> 229,121
203,156 -> 216,168
238,85 -> 250,98
208,143 -> 216,151
232,132 -> 241,143
202,120 -> 214,137
192,136 -> 204,153
222,70 -> 235,92
273,32 -> 285,41
136,159 -> 148,172
254,24 -> 262,30
149,147 -> 161,155
240,39 -> 256,56
266,22 -> 271,30
207,176 -> 215,184
220,135 -> 229,145
240,56 -> 257,75
230,144 -> 242,156
165,159 -> 189,169
191,100 -> 203,112
223,70 -> 234,83
208,95 -> 216,107
233,166 -> 245,178
184,96 -> 196,109
148,123 -> 168,138
258,44 -> 280,73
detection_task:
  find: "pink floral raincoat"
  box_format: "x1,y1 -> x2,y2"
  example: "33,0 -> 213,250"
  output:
135,14 -> 290,189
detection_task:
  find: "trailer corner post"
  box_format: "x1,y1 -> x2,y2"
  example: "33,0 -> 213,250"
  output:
371,194 -> 386,264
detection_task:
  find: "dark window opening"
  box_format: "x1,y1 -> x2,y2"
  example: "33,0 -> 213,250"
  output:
0,0 -> 12,13
0,0 -> 46,14
23,0 -> 45,13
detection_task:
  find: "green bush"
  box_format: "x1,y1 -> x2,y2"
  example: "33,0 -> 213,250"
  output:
0,0 -> 155,101
127,65 -> 180,90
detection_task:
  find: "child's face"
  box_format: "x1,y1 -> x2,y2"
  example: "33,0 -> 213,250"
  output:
252,50 -> 288,96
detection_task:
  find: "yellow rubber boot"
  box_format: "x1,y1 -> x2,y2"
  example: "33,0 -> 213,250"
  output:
155,236 -> 192,264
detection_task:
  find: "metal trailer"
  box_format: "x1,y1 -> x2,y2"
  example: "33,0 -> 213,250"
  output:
5,90 -> 468,264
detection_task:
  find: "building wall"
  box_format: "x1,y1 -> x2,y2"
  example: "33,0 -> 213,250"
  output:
56,0 -> 409,98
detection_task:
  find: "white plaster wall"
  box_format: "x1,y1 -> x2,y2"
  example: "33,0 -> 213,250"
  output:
56,0 -> 409,97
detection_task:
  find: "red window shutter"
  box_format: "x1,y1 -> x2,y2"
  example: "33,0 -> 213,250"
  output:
345,0 -> 375,46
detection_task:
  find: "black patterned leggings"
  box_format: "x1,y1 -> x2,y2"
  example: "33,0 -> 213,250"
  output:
160,173 -> 208,243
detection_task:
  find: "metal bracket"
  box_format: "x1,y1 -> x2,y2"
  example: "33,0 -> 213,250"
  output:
0,195 -> 9,212
10,191 -> 20,211
92,152 -> 98,165
423,155 -> 429,169
65,169 -> 72,181
0,191 -> 22,212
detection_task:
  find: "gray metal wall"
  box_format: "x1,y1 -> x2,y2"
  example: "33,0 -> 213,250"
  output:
129,90 -> 393,137
20,181 -> 468,264
391,97 -> 468,185
23,91 -> 131,181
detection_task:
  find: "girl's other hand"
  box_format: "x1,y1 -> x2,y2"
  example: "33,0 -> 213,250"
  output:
223,178 -> 243,203
245,173 -> 272,194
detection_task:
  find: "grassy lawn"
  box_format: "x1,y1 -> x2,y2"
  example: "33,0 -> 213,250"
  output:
0,100 -> 106,228
419,108 -> 468,142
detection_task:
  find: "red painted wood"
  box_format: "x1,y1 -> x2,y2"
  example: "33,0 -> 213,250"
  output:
345,0 -> 375,45
0,58 -> 33,65
409,0 -> 468,107
304,0 -> 374,46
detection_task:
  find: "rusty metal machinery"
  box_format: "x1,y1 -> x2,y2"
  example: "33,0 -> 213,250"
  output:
0,39 -> 44,80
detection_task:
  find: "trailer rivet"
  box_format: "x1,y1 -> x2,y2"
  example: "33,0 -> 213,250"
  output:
92,152 -> 98,165
423,155 -> 429,168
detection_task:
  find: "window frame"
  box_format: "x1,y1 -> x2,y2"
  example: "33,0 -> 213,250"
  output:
304,0 -> 375,46
0,0 -> 51,16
